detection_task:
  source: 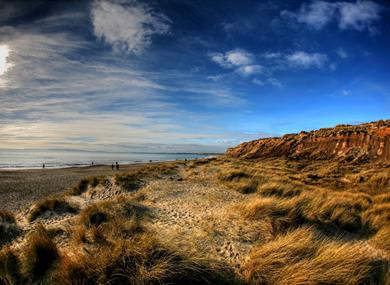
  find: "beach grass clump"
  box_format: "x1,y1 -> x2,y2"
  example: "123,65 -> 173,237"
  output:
0,246 -> 22,285
0,211 -> 16,224
362,203 -> 390,232
242,227 -> 388,284
59,198 -> 237,284
67,176 -> 108,196
28,198 -> 79,222
257,181 -> 302,198
76,197 -> 150,244
370,226 -> 390,251
22,225 -> 60,283
0,210 -> 21,247
237,188 -> 375,234
55,235 -> 238,285
68,178 -> 89,195
114,173 -> 143,191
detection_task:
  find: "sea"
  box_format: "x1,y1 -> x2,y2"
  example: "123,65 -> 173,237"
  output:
0,149 -> 218,169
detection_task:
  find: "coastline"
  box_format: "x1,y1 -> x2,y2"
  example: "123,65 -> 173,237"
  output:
0,162 -> 164,213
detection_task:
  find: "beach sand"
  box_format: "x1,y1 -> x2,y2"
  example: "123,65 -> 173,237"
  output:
0,163 -> 152,212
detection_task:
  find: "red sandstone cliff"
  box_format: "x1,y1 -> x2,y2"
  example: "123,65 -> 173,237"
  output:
226,120 -> 390,162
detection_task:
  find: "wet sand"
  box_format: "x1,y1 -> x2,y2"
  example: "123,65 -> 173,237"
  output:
0,163 -> 152,212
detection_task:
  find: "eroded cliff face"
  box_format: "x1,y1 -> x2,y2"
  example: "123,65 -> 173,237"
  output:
226,120 -> 390,162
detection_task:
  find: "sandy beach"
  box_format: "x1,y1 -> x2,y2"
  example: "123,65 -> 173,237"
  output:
0,163 -> 153,212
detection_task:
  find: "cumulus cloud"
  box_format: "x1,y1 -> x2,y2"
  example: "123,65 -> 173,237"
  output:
91,0 -> 171,54
286,51 -> 328,69
282,1 -> 336,30
236,64 -> 264,76
209,49 -> 254,68
337,0 -> 381,32
209,49 -> 264,78
281,0 -> 382,34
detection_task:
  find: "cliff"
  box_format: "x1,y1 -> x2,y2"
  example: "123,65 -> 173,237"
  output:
226,120 -> 390,162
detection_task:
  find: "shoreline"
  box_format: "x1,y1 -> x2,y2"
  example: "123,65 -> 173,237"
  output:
0,158 -> 198,171
0,162 -> 168,213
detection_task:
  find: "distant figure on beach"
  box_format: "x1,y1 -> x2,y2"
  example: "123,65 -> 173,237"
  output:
116,162 -> 119,170
91,161 -> 94,166
111,163 -> 114,171
42,163 -> 45,169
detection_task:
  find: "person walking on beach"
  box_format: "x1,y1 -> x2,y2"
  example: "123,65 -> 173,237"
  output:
116,162 -> 119,170
111,163 -> 114,171
42,163 -> 45,169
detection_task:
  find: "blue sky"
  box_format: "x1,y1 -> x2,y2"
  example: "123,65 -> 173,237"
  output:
0,0 -> 389,153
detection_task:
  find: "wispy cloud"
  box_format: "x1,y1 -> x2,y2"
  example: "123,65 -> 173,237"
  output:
336,47 -> 348,59
91,0 -> 171,54
286,51 -> 328,69
281,0 -> 382,34
0,14 -> 248,152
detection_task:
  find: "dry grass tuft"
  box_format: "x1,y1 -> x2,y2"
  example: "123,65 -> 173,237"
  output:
362,203 -> 390,232
22,225 -> 60,283
28,198 -> 79,222
242,227 -> 388,284
114,173 -> 143,191
237,189 -> 375,234
257,181 -> 302,198
67,176 -> 107,196
0,247 -> 22,285
57,235 -> 237,285
0,210 -> 20,247
76,197 -> 150,244
370,226 -> 390,252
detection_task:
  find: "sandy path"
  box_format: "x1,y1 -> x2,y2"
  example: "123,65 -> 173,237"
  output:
137,179 -> 271,269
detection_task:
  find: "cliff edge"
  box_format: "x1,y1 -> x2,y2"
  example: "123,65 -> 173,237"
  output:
226,120 -> 390,162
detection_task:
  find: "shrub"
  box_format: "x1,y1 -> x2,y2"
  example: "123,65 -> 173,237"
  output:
28,198 -> 79,222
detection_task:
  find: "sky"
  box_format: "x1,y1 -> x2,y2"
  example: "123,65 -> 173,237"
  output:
0,0 -> 389,153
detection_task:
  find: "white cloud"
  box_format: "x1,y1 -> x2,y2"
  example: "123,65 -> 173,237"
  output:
209,49 -> 264,78
262,52 -> 282,59
0,24 -> 249,153
252,77 -> 282,87
267,77 -> 282,87
341,89 -> 352,96
236,65 -> 264,76
91,0 -> 171,54
252,78 -> 264,86
337,0 -> 381,32
281,0 -> 382,33
336,47 -> 348,58
282,1 -> 336,30
286,51 -> 328,69
209,49 -> 254,68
